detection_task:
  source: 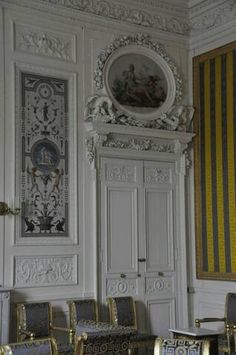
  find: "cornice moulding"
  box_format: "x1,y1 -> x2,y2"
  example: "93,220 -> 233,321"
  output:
1,0 -> 189,35
1,0 -> 235,39
85,122 -> 195,144
190,0 -> 236,33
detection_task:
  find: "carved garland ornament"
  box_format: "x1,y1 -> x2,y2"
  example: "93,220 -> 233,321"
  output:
94,33 -> 183,100
39,0 -> 189,35
16,29 -> 73,61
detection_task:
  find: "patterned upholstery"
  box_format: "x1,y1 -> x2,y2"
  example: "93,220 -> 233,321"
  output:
67,300 -> 98,331
108,297 -> 136,328
0,337 -> 58,355
154,338 -> 210,355
17,303 -> 51,340
107,297 -> 156,352
195,292 -> 236,354
16,302 -> 74,355
74,332 -> 130,355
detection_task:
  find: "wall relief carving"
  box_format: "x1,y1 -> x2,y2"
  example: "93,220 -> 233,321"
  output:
15,255 -> 75,287
106,165 -> 136,183
190,0 -> 236,32
38,0 -> 189,35
15,25 -> 74,61
107,279 -> 137,296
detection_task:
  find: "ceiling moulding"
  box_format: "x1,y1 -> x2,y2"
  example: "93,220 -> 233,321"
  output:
190,0 -> 236,33
26,0 -> 190,35
117,0 -> 188,16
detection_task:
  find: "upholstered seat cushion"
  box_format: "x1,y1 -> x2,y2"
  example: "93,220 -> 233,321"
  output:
82,333 -> 130,355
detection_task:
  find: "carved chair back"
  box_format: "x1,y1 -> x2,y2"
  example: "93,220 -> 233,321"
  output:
107,297 -> 137,329
68,299 -> 98,331
17,302 -> 52,342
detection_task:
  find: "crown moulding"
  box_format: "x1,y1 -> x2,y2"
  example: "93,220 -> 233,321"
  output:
2,0 -> 234,35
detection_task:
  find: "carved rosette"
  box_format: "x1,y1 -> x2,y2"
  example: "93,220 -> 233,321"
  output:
107,279 -> 137,296
144,167 -> 171,184
146,277 -> 171,295
15,256 -> 76,287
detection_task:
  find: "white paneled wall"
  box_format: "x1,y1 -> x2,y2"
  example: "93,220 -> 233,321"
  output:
0,0 -> 235,342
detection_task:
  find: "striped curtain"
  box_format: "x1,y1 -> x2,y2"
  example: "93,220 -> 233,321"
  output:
194,42 -> 236,280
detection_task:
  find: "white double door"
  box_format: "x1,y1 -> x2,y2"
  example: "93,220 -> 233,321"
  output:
99,156 -> 188,337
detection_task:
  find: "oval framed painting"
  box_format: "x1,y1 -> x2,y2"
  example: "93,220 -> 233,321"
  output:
103,45 -> 178,121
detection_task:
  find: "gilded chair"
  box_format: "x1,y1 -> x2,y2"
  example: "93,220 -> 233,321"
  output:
16,302 -> 74,354
154,337 -> 210,355
107,296 -> 156,353
0,337 -> 58,355
67,299 -> 98,333
195,292 -> 236,354
74,332 -> 130,355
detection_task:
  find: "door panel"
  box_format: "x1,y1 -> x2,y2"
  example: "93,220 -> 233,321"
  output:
145,189 -> 174,271
107,187 -> 138,273
147,299 -> 176,337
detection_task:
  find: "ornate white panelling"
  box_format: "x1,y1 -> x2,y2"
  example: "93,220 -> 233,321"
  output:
106,278 -> 137,296
14,255 -> 76,287
36,0 -> 189,35
15,23 -> 75,61
85,96 -> 194,132
146,277 -> 172,295
190,0 -> 236,32
103,136 -> 175,153
105,165 -> 136,183
144,167 -> 171,184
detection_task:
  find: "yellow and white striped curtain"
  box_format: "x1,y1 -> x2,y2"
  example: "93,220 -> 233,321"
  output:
194,42 -> 236,280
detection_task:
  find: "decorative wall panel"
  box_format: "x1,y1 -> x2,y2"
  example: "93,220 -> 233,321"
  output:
15,24 -> 75,62
194,42 -> 236,280
18,72 -> 69,238
14,255 -> 76,287
106,278 -> 137,296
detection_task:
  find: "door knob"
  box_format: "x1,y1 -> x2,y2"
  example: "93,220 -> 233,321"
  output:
137,273 -> 141,277
138,258 -> 146,262
120,273 -> 126,278
158,272 -> 164,276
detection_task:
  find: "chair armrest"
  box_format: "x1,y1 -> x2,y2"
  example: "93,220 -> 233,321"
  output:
195,317 -> 226,327
18,328 -> 35,340
51,326 -> 74,344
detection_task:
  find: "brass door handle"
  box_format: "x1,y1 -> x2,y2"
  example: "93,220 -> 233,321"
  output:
120,273 -> 126,278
